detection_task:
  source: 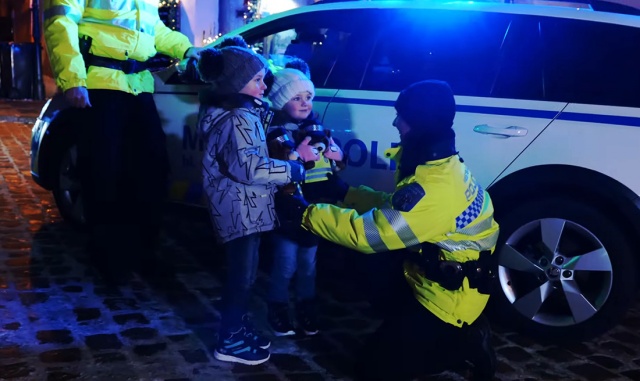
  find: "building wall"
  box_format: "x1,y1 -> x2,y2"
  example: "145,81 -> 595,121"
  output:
180,0 -> 219,47
219,0 -> 247,36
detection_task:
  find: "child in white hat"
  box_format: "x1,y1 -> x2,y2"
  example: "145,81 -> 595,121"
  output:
265,67 -> 347,337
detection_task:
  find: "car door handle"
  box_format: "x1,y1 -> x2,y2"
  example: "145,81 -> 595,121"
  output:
473,124 -> 528,138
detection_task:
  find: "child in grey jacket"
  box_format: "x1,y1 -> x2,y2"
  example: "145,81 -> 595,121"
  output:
196,47 -> 312,366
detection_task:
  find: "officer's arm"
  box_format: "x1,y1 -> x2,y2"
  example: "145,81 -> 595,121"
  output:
43,0 -> 86,91
340,185 -> 392,214
153,14 -> 193,60
302,203 -> 443,254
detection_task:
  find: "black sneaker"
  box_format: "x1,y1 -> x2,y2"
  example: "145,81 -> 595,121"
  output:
214,326 -> 270,365
268,302 -> 296,337
465,314 -> 496,381
242,314 -> 271,349
296,299 -> 319,336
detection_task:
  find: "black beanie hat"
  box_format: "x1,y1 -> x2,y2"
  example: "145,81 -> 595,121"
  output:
197,46 -> 268,95
394,80 -> 456,136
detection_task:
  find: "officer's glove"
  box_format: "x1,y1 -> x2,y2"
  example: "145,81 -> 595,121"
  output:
325,173 -> 350,202
275,191 -> 310,228
180,57 -> 201,83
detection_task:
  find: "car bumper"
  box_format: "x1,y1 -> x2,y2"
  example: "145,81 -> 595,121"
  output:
30,99 -> 52,189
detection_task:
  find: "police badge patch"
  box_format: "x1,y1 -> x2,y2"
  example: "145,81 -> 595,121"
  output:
392,183 -> 425,212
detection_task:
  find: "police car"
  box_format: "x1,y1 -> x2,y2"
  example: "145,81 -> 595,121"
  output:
30,0 -> 640,342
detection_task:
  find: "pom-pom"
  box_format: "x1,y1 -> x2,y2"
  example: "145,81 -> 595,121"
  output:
285,57 -> 311,80
197,48 -> 224,84
218,35 -> 249,49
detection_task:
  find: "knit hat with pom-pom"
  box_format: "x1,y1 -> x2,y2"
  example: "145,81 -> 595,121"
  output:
197,46 -> 268,95
217,35 -> 249,49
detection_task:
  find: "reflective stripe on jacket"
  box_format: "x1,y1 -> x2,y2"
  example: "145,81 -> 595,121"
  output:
44,0 -> 192,93
305,156 -> 333,183
302,154 -> 500,327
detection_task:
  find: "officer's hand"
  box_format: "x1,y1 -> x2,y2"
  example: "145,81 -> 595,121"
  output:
323,137 -> 344,161
184,47 -> 205,61
295,136 -> 321,162
325,173 -> 350,202
275,191 -> 310,227
64,87 -> 91,108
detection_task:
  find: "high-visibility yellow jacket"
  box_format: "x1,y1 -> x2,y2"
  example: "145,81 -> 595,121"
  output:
302,149 -> 500,327
44,0 -> 192,94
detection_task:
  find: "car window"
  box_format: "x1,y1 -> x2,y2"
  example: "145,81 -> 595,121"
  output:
243,9 -> 370,86
540,17 -> 640,107
489,14 -> 545,101
324,9 -> 389,90
360,9 -> 510,96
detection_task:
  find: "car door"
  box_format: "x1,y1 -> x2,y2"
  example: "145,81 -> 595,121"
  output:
323,8 -> 566,192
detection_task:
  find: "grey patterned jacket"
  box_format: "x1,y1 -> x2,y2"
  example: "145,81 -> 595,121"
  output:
199,94 -> 298,244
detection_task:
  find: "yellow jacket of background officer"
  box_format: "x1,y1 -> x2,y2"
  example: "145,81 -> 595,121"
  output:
44,0 -> 192,94
302,148 -> 500,327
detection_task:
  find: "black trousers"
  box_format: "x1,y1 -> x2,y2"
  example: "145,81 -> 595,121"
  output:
76,90 -> 169,273
354,252 -> 469,381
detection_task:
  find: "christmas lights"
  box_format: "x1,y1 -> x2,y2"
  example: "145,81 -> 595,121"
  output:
159,0 -> 181,31
238,0 -> 261,24
202,33 -> 223,46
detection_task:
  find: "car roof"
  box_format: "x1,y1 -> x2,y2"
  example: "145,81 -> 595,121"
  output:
226,0 -> 640,37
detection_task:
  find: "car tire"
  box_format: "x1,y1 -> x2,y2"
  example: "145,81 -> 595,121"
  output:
52,143 -> 86,229
488,196 -> 637,342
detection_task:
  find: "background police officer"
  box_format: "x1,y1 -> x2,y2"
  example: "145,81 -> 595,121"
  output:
44,0 -> 203,284
300,80 -> 500,380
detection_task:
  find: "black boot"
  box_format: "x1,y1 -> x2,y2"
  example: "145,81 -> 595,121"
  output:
132,225 -> 174,280
296,299 -> 319,336
465,314 -> 496,381
268,302 -> 295,337
88,225 -> 132,287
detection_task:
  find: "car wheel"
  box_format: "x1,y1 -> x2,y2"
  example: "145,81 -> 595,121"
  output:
52,143 -> 86,228
488,197 -> 637,342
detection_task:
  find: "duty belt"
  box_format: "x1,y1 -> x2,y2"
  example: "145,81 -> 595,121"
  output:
410,242 -> 498,294
84,53 -> 148,74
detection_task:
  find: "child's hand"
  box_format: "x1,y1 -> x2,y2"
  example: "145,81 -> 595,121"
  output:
323,137 -> 344,161
295,136 -> 321,162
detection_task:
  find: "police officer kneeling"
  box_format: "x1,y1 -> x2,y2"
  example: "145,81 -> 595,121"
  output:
295,80 -> 500,380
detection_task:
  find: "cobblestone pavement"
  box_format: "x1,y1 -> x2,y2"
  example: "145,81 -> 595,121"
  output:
1,100 -> 640,381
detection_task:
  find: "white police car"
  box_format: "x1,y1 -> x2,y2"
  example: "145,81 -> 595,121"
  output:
30,0 -> 640,342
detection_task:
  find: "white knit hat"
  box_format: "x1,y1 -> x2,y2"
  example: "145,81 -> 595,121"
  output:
268,68 -> 315,110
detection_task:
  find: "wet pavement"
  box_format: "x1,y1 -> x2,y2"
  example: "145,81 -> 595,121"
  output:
1,99 -> 640,381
